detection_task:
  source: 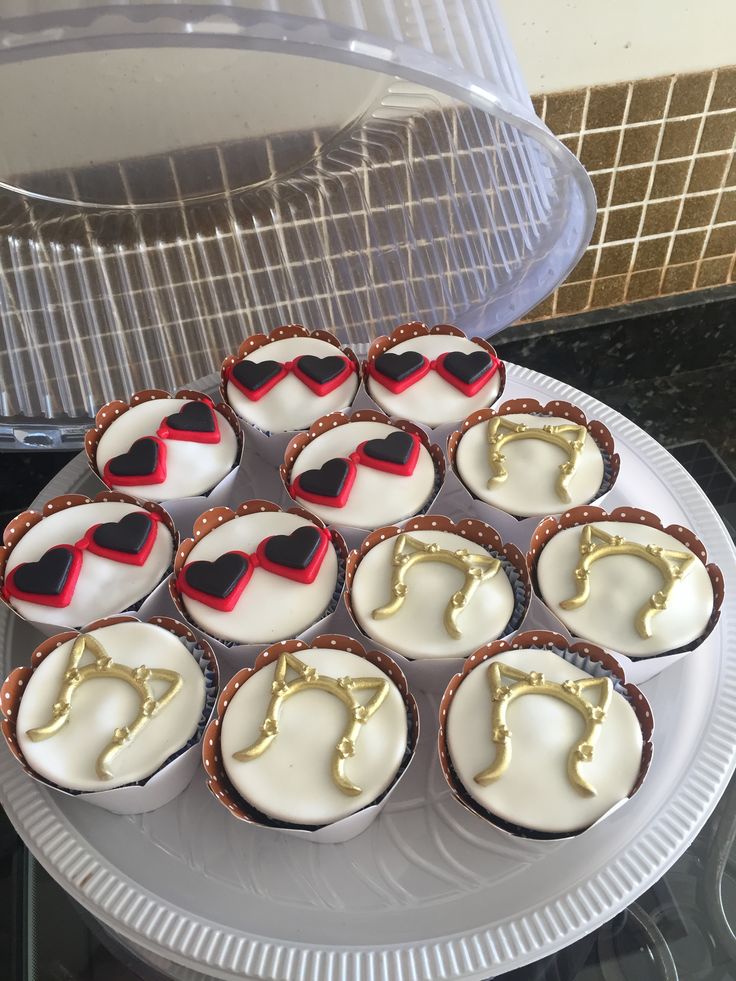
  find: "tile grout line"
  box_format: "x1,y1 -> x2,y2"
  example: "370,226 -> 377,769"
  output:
623,77 -> 677,299
658,72 -> 719,293
585,83 -> 635,309
696,131 -> 736,281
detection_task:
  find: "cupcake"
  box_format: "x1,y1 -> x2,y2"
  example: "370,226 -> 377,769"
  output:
0,493 -> 176,631
171,501 -> 345,647
439,632 -> 652,838
364,322 -> 504,428
1,617 -> 218,812
530,507 -> 721,661
449,399 -> 618,518
282,410 -> 443,532
221,324 -> 359,434
86,390 -> 241,504
346,516 -> 530,661
202,636 -> 418,838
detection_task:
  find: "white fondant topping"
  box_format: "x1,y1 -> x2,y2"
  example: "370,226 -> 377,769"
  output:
456,413 -> 605,517
4,502 -> 174,629
351,529 -> 516,660
289,421 -> 436,530
95,399 -> 239,502
179,511 -> 339,644
226,337 -> 359,433
16,621 -> 206,792
536,521 -> 715,657
221,647 -> 408,825
447,648 -> 643,834
366,335 -> 502,427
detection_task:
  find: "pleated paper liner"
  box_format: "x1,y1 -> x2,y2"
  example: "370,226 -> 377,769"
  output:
156,499 -> 349,676
357,321 -> 506,443
280,408 -> 446,549
438,630 -> 654,841
0,614 -> 219,815
343,514 -> 531,691
201,634 -> 419,843
443,397 -> 620,550
220,324 -> 360,467
0,491 -> 178,636
84,388 -> 245,536
526,505 -> 724,684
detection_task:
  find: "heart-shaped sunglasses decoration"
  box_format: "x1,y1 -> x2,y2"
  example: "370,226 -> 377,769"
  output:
367,348 -> 500,397
3,511 -> 163,608
291,430 -> 421,508
229,354 -> 355,402
102,400 -> 222,487
177,525 -> 331,612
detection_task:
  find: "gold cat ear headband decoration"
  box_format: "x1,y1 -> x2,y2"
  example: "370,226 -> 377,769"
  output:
25,633 -> 182,780
560,524 -> 695,638
371,533 -> 502,638
487,416 -> 588,503
231,651 -> 389,797
474,661 -> 612,796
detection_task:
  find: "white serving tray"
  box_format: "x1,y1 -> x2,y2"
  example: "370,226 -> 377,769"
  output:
2,363 -> 735,981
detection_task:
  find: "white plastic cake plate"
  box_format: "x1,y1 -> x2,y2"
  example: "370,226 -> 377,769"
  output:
2,363 -> 735,981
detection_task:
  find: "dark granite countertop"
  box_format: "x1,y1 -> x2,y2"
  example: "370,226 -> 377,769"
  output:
1,291 -> 735,980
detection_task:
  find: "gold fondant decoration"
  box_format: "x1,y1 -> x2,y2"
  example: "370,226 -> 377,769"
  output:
474,661 -> 613,796
26,633 -> 183,780
487,416 -> 588,503
231,652 -> 389,797
371,533 -> 502,639
559,524 -> 695,638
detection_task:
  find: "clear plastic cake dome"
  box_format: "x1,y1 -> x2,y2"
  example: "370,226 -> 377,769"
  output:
0,1 -> 595,447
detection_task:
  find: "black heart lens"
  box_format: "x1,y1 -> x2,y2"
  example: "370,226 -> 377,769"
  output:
263,527 -> 322,570
362,431 -> 415,466
231,359 -> 283,392
442,350 -> 492,385
108,437 -> 161,478
184,553 -> 250,599
374,351 -> 425,382
92,512 -> 154,555
298,458 -> 352,499
13,546 -> 76,596
165,401 -> 216,433
296,355 -> 348,385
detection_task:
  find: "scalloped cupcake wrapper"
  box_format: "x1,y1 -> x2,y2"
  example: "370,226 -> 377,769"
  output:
84,389 -> 245,531
437,630 -> 653,841
359,322 -> 506,438
0,493 -> 179,637
444,399 -> 620,549
219,326 -> 360,464
0,615 -> 220,815
525,505 -> 724,684
160,501 -> 350,669
280,408 -> 446,549
201,635 -> 419,843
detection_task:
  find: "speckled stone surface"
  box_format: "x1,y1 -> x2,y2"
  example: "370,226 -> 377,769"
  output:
497,293 -> 736,469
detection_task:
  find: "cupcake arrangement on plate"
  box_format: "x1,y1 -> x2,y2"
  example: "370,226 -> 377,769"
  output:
0,321 -> 725,839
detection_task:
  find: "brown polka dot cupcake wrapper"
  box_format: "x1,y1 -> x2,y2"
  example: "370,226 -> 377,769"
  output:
344,514 -> 532,657
0,491 -> 179,634
363,320 -> 506,399
167,500 -> 348,656
219,323 -> 359,423
280,409 -> 446,542
526,505 -> 724,675
84,388 -> 244,506
1,614 -> 219,815
201,634 -> 419,843
437,629 -> 654,841
446,398 -> 620,518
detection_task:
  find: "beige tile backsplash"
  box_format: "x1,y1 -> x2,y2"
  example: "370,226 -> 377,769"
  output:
519,66 -> 736,323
